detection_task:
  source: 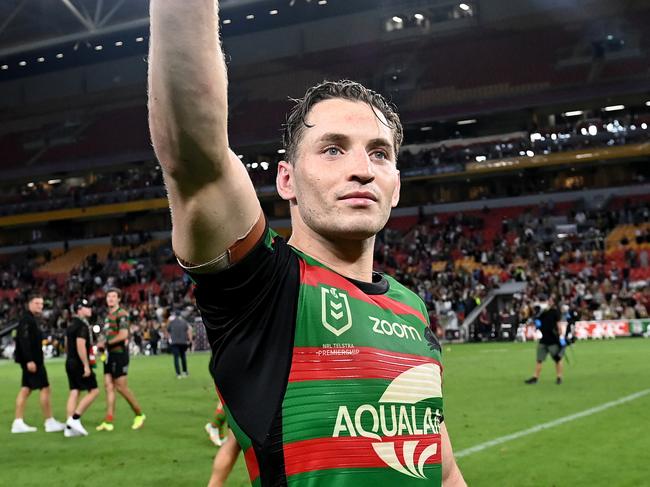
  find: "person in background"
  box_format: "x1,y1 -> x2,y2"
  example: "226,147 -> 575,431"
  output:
64,298 -> 100,437
167,309 -> 192,378
96,288 -> 146,431
525,294 -> 566,385
205,401 -> 228,446
12,293 -> 65,434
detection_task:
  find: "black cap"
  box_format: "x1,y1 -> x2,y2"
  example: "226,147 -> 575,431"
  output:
73,298 -> 92,311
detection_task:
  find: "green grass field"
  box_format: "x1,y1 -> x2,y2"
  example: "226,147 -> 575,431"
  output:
1,339 -> 649,486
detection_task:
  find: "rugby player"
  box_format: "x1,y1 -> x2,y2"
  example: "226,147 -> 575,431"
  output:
149,1 -> 466,484
96,288 -> 146,431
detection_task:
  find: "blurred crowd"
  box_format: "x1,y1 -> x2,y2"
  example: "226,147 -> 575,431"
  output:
374,199 -> 650,337
0,239 -> 197,357
1,198 -> 649,349
2,114 -> 649,217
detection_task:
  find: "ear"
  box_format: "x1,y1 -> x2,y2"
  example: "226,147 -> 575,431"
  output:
390,169 -> 401,208
276,160 -> 296,202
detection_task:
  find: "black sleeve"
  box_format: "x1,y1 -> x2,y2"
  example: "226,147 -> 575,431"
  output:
16,317 -> 34,364
78,323 -> 89,342
189,231 -> 299,447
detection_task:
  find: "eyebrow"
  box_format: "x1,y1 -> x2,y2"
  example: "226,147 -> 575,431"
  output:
316,133 -> 395,157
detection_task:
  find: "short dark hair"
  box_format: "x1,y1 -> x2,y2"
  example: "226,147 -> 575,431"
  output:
27,293 -> 43,303
282,80 -> 403,164
106,287 -> 122,299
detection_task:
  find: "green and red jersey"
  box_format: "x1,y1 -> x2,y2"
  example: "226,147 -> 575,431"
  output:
104,306 -> 129,353
191,226 -> 443,486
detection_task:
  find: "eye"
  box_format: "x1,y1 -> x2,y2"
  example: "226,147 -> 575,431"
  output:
324,146 -> 341,156
371,150 -> 389,160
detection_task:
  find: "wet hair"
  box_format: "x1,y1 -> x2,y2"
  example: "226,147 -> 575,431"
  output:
106,287 -> 122,299
282,80 -> 403,164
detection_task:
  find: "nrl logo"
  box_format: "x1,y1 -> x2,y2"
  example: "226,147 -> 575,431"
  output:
321,287 -> 352,336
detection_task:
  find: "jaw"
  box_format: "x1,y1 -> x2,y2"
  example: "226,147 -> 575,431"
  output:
291,202 -> 390,243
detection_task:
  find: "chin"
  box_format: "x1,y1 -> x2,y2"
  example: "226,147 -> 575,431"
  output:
321,216 -> 386,241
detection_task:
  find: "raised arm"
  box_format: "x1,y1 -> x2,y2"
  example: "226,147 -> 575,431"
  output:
148,0 -> 261,267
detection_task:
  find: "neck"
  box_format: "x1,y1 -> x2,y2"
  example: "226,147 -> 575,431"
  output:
288,221 -> 376,282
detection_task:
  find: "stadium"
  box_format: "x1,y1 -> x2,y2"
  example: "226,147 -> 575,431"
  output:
0,0 -> 649,485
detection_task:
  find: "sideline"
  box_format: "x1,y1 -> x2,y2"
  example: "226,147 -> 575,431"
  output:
455,388 -> 650,458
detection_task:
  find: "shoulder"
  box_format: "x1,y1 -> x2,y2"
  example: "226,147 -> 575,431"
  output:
384,274 -> 428,312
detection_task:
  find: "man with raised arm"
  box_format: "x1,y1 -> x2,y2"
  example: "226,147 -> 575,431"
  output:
148,2 -> 466,485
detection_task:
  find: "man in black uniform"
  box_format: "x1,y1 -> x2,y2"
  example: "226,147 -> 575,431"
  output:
12,294 -> 65,433
525,294 -> 566,385
64,298 -> 100,437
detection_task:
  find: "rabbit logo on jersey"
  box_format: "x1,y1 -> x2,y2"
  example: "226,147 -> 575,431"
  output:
332,363 -> 443,479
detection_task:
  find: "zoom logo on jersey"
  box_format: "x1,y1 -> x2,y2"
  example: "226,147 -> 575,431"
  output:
321,287 -> 352,336
332,363 -> 443,479
369,316 -> 423,341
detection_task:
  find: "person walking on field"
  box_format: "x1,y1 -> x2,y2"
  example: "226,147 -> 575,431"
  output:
525,294 -> 567,385
96,288 -> 146,431
64,298 -> 100,437
12,294 -> 65,434
167,310 -> 193,378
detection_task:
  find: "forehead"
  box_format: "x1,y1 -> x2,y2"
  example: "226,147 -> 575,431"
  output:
303,98 -> 393,145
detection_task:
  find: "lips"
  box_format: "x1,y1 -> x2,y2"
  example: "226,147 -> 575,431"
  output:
339,191 -> 378,202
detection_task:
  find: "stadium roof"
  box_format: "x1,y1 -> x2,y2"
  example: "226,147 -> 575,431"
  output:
0,0 -> 384,58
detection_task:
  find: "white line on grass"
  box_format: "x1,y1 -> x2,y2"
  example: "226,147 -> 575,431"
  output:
455,388 -> 650,458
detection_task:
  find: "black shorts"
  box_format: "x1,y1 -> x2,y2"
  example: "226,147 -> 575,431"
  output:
66,361 -> 98,391
104,352 -> 129,378
21,363 -> 49,390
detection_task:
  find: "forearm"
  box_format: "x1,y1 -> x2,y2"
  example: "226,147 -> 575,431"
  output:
107,330 -> 129,345
148,0 -> 229,183
443,461 -> 467,487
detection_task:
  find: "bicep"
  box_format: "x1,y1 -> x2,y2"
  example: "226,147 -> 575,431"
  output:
76,337 -> 87,354
166,149 -> 261,266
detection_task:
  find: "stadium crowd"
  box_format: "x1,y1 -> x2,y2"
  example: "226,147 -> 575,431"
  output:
2,113 -> 648,218
0,239 -> 195,358
1,196 -> 649,352
374,199 -> 650,336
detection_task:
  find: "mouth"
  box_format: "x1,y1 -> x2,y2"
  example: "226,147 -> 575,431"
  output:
339,191 -> 378,204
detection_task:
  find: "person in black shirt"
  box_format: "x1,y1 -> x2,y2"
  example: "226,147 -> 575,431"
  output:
525,295 -> 566,385
12,294 -> 65,434
64,298 -> 100,437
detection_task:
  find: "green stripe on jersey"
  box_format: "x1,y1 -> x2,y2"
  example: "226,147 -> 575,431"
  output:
283,379 -> 442,444
287,465 -> 442,487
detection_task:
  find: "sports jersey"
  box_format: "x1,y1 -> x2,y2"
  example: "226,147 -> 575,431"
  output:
66,317 -> 92,365
104,307 -> 129,353
191,226 -> 444,486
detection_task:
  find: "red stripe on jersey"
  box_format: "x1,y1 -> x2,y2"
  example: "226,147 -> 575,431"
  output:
243,447 -> 260,482
283,434 -> 441,477
300,261 -> 427,325
288,346 -> 441,383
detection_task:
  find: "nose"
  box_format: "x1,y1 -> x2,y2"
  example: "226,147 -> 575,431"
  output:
348,149 -> 375,184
